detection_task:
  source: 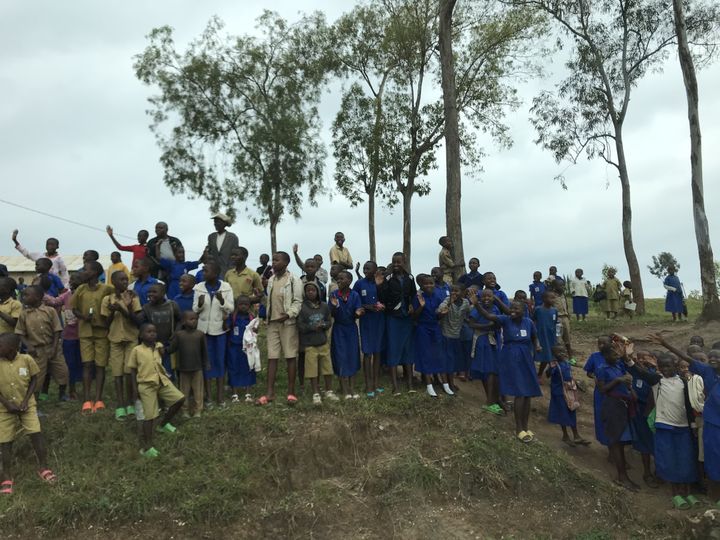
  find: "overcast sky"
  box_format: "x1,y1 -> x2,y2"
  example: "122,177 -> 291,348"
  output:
1,0 -> 718,297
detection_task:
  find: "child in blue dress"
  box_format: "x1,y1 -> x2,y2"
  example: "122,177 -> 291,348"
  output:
330,271 -> 364,399
482,272 -> 509,306
468,289 -> 501,414
458,258 -> 483,289
173,274 -> 195,314
663,266 -> 684,321
546,345 -> 590,446
431,267 -> 451,301
353,261 -> 385,397
513,290 -> 532,318
412,276 -> 453,397
470,294 -> 542,442
534,290 -> 558,378
584,336 -> 612,446
227,295 -> 256,403
528,271 -> 546,308
158,246 -> 201,300
630,349 -> 659,488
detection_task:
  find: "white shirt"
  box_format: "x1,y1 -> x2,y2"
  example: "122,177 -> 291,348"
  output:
215,232 -> 226,252
653,376 -> 688,427
569,277 -> 591,298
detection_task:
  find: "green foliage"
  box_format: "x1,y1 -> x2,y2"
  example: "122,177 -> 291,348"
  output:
134,12 -> 330,242
601,264 -> 617,280
648,252 -> 680,279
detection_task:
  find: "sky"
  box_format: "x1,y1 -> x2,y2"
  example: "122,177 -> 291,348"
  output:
0,0 -> 718,298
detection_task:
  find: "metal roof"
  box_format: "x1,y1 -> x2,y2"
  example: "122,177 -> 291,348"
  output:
0,255 -> 114,272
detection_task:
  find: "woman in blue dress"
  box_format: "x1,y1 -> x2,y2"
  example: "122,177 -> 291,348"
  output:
470,294 -> 542,443
353,261 -> 385,397
468,289 -> 501,414
412,275 -> 453,397
330,271 -> 364,399
663,266 -> 684,321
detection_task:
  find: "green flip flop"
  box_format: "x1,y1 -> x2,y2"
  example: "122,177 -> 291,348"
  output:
686,495 -> 702,507
158,423 -> 177,434
671,495 -> 689,510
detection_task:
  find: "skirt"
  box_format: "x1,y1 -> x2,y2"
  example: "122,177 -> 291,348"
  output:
331,323 -> 361,377
470,334 -> 498,379
385,316 -> 413,367
227,345 -> 256,388
443,336 -> 464,373
600,396 -> 632,445
572,296 -> 589,315
630,410 -> 655,455
204,333 -> 227,379
548,393 -> 576,427
654,423 -> 698,483
593,389 -> 609,445
498,343 -> 541,398
414,324 -> 445,375
359,311 -> 385,354
62,339 -> 83,385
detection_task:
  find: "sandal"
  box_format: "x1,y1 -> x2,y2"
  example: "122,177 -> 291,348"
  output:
93,400 -> 106,413
244,394 -> 254,403
140,447 -> 160,458
483,404 -> 504,416
38,468 -> 57,484
672,495 -> 690,510
158,423 -> 177,434
231,394 -> 240,403
286,394 -> 298,405
686,495 -> 702,507
573,438 -> 591,446
81,401 -> 93,415
255,395 -> 272,406
366,392 -> 375,398
0,480 -> 13,495
517,431 -> 532,443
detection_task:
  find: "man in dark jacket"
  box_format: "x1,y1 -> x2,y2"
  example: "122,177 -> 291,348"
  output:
146,222 -> 183,279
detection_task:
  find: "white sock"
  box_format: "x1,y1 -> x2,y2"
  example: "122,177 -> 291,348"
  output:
426,384 -> 437,397
442,383 -> 454,395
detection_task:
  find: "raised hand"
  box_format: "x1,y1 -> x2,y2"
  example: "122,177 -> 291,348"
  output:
292,243 -> 299,253
106,225 -> 113,236
416,292 -> 425,307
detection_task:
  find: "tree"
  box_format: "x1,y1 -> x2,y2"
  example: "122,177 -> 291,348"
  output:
648,252 -> 680,279
134,13 -> 328,253
671,0 -> 720,321
519,0 -> 690,315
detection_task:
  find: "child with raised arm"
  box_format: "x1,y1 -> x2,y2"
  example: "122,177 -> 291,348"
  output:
227,296 -> 256,403
546,345 -> 590,447
157,245 -> 200,301
193,261 -> 233,407
0,334 -> 58,495
353,261 -> 385,397
71,261 -> 113,413
15,285 -> 69,402
106,225 -> 149,267
330,271 -> 364,399
12,229 -> 68,286
470,294 -> 542,442
438,285 -> 470,392
101,271 -> 142,421
468,288 -> 501,413
377,252 -> 417,395
127,324 -> 185,458
168,311 -> 209,418
413,275 -> 453,397
297,282 -> 336,405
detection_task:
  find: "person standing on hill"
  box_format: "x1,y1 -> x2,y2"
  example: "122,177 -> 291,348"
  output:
602,268 -> 622,320
663,266 -> 685,322
569,269 -> 592,321
206,213 -> 239,277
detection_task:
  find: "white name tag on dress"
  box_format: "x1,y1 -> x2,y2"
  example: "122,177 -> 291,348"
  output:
19,367 -> 28,376
361,290 -> 367,297
520,329 -> 528,337
234,327 -> 240,336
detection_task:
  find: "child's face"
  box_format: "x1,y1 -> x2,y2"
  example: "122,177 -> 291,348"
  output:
231,250 -> 247,267
236,299 -> 251,314
23,288 -> 42,307
141,324 -> 158,343
175,247 -> 186,262
334,232 -> 345,247
314,255 -> 324,267
514,291 -> 527,302
575,269 -> 583,278
183,312 -> 198,330
179,275 -> 194,293
421,278 -> 435,295
45,238 -> 59,254
112,273 -> 129,292
260,254 -> 269,265
480,289 -> 494,307
469,259 -> 479,272
203,264 -> 219,282
553,347 -> 568,361
138,230 -> 149,244
304,259 -> 317,278
391,255 -> 404,274
708,352 -> 720,371
450,287 -> 462,303
271,253 -> 288,274
484,273 -> 496,289
658,357 -> 677,378
336,272 -> 351,290
83,262 -> 99,281
147,286 -> 164,305
132,260 -> 147,278
69,274 -> 83,291
363,262 -> 377,280
549,266 -> 557,275
111,253 -> 121,264
330,264 -> 342,279
0,338 -> 19,359
608,269 -> 616,278
431,268 -> 443,283
304,285 -> 318,302
509,301 -> 524,319
35,260 -> 51,274
542,291 -> 556,306
0,281 -> 11,299
533,271 -> 541,282
83,250 -> 96,263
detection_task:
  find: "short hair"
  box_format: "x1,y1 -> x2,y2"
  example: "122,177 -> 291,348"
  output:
235,294 -> 251,305
337,270 -> 353,282
179,273 -> 196,283
0,332 -> 20,347
25,284 -> 44,297
136,258 -> 152,269
233,246 -> 249,258
469,257 -> 479,264
182,310 -> 198,320
275,251 -> 291,263
36,257 -> 52,269
149,282 -> 166,294
85,250 -> 99,260
111,270 -> 127,282
392,252 -> 404,260
111,251 -> 120,257
86,261 -> 104,276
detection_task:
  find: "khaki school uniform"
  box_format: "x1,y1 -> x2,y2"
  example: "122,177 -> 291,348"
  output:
224,267 -> 262,301
267,273 -> 299,359
552,294 -> 571,350
438,247 -> 455,284
0,297 -> 22,334
329,245 -> 353,269
127,343 -> 183,421
603,277 -> 622,313
15,305 -> 68,386
0,353 -> 41,443
101,293 -> 142,377
71,283 -> 113,365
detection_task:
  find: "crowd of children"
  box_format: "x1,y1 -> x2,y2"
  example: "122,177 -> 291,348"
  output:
0,228 -> 713,510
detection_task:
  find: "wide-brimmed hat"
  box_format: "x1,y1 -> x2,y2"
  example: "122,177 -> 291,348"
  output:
211,212 -> 232,225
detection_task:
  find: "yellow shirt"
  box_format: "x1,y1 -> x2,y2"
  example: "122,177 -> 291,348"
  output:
0,353 -> 39,412
0,297 -> 22,334
224,266 -> 262,300
603,278 -> 622,301
329,245 -> 353,268
106,262 -> 131,282
70,283 -> 114,338
100,293 -> 142,343
127,343 -> 170,385
15,306 -> 62,347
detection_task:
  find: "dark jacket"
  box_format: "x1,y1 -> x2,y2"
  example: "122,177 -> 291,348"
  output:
206,231 -> 239,277
168,328 -> 209,372
297,286 -> 331,348
146,235 -> 183,278
377,272 -> 416,318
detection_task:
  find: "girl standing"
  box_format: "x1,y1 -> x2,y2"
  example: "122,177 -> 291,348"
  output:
227,295 -> 256,403
547,345 -> 590,446
353,261 -> 385,397
663,266 -> 685,321
533,290 -> 558,378
468,289 -> 501,414
330,271 -> 364,399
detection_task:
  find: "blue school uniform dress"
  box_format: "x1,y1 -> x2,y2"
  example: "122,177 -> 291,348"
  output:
382,275 -> 415,367
468,305 -> 499,380
528,281 -> 546,307
353,278 -> 385,354
434,283 -> 451,302
459,322 -> 473,374
533,306 -> 557,363
597,362 -> 632,445
330,289 -> 362,377
173,292 -> 194,313
160,259 -> 200,300
690,360 -> 720,482
226,313 -> 256,388
411,292 -> 446,375
458,271 -> 483,289
630,370 -> 655,455
584,352 -> 609,445
488,287 -> 510,307
133,276 -> 160,306
572,296 -> 589,316
45,273 -> 65,297
663,274 -> 684,314
548,361 -> 576,427
496,315 -> 541,397
203,281 -> 227,379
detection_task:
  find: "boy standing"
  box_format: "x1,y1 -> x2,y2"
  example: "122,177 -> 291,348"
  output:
225,247 -> 262,304
297,282 -> 335,405
106,225 -> 149,267
173,274 -> 196,313
438,236 -> 461,284
106,252 -> 131,282
14,285 -> 69,401
12,229 -> 68,286
0,334 -> 58,495
131,258 -> 160,306
0,277 -> 22,335
168,311 -> 209,418
141,283 -> 181,380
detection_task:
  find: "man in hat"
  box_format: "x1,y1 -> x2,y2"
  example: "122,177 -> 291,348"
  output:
207,212 -> 239,277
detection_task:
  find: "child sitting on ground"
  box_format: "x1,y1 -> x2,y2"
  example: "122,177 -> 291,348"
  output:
127,323 -> 185,458
168,311 -> 209,418
0,333 -> 58,495
227,296 -> 257,403
546,345 -> 590,447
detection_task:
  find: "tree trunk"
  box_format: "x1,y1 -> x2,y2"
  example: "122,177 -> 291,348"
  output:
672,0 -> 720,321
368,190 -> 377,262
614,127 -> 645,314
269,218 -> 278,255
402,186 -> 413,274
439,0 -> 464,280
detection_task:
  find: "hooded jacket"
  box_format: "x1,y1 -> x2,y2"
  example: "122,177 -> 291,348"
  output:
296,282 -> 331,347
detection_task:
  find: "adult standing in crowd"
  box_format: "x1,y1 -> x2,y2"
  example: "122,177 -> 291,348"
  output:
146,222 -> 183,279
206,213 -> 239,277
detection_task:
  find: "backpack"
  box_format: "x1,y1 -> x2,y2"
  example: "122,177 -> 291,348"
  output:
558,364 -> 581,411
592,286 -> 607,302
